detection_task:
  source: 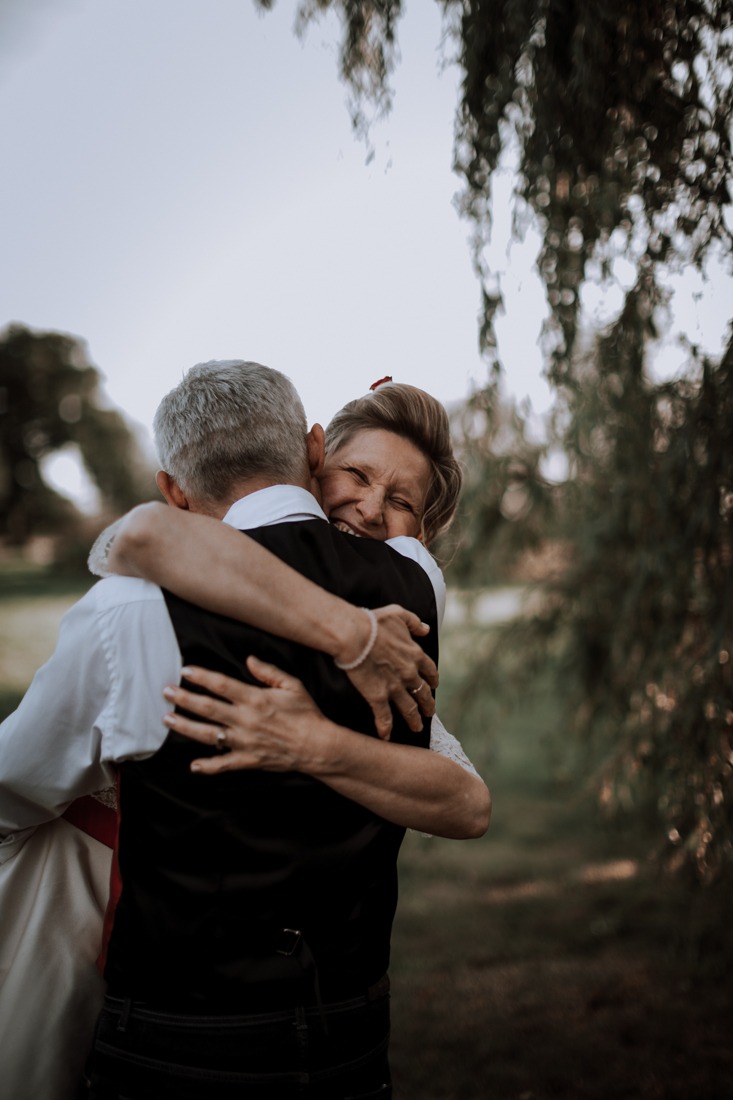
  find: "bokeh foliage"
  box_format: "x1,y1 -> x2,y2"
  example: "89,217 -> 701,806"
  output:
522,292 -> 732,884
263,0 -> 733,880
0,324 -> 155,548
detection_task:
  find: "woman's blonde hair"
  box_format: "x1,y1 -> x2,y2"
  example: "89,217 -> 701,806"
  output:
325,383 -> 463,547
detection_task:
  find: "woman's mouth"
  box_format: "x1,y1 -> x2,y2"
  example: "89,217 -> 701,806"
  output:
331,520 -> 363,537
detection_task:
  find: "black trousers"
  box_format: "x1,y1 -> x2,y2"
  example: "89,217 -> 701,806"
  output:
81,984 -> 392,1099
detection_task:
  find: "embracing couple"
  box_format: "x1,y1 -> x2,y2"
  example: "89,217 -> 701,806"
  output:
0,361 -> 490,1099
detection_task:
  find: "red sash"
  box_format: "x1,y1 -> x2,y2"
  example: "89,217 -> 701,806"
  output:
61,795 -> 117,848
62,786 -> 122,973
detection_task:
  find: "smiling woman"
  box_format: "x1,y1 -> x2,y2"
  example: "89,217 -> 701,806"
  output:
322,427 -> 431,540
324,381 -> 463,546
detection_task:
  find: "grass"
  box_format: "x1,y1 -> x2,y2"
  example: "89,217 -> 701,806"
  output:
388,618 -> 733,1099
2,577 -> 732,1098
0,567 -> 91,695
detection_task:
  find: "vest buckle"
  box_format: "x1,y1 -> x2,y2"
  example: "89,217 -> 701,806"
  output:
276,928 -> 302,956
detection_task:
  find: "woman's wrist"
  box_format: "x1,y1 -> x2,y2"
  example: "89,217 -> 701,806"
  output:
323,603 -> 377,666
333,609 -> 378,670
293,713 -> 345,777
104,502 -> 166,577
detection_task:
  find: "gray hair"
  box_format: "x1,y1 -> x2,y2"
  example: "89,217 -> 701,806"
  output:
153,360 -> 308,502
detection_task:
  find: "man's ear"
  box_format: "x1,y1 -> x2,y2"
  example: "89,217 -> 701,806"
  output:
156,471 -> 191,510
305,424 -> 326,480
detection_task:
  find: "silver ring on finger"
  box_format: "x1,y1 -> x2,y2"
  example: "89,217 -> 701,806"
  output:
409,684 -> 423,696
216,729 -> 229,751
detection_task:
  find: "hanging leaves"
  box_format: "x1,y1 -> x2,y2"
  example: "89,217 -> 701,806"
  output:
259,0 -> 733,881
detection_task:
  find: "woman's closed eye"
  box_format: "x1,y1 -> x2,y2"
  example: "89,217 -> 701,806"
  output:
337,461 -> 417,517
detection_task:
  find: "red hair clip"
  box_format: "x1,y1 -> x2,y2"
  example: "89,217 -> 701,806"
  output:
369,376 -> 393,391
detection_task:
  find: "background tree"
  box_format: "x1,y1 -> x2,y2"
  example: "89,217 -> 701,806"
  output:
0,324 -> 155,548
439,387 -> 557,584
260,0 -> 733,880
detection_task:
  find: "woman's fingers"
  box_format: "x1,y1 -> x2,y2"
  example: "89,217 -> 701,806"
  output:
363,683 -> 434,738
417,654 -> 439,690
190,751 -> 261,775
179,665 -> 250,703
410,680 -> 436,717
245,655 -> 304,693
164,707 -> 231,746
164,702 -> 267,772
397,607 -> 430,637
179,659 -> 306,697
163,682 -> 239,725
369,699 -> 394,741
163,659 -> 320,775
376,606 -> 439,689
392,690 -> 424,734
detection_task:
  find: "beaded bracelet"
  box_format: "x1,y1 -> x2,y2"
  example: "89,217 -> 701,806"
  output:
334,608 -> 379,671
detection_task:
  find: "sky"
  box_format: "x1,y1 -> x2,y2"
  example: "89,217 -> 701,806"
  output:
2,0 -> 730,504
1,4 -> 541,436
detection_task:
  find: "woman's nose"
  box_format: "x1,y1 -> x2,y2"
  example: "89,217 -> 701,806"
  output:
357,488 -> 385,525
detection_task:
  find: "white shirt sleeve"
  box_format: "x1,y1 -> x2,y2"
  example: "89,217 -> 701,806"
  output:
385,536 -> 446,627
0,577 -> 182,836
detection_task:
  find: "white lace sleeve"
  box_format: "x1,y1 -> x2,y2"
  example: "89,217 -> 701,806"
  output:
87,518 -> 125,578
91,785 -> 118,810
429,713 -> 481,778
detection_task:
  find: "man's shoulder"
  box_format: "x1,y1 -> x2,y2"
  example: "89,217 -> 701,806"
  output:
385,535 -> 442,575
385,536 -> 445,622
248,518 -> 433,578
263,520 -> 440,613
252,518 -> 414,566
89,574 -> 165,613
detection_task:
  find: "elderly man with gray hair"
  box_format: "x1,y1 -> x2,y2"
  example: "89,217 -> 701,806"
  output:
0,360 -> 452,1098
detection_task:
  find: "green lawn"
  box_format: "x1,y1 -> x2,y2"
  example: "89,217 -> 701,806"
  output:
388,618 -> 733,1099
2,578 -> 731,1098
0,568 -> 91,714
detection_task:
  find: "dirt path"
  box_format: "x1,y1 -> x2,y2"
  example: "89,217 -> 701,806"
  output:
389,862 -> 733,1099
387,840 -> 733,1100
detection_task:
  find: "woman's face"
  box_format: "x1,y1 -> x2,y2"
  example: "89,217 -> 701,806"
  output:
319,428 -> 430,541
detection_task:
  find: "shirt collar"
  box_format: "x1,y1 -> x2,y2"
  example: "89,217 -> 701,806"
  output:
221,485 -> 328,531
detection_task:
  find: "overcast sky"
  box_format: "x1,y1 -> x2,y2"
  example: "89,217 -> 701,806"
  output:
2,1 -> 729,503
1,3 -> 548,420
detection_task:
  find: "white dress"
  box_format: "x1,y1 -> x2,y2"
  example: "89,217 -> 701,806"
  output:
0,816 -> 112,1100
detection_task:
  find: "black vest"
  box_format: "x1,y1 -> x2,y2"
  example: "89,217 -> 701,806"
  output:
104,519 -> 439,1010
